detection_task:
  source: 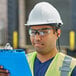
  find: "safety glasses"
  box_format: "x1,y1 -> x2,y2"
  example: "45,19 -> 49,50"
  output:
29,28 -> 53,36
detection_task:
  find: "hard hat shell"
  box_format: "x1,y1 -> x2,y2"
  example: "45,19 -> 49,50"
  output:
25,2 -> 63,27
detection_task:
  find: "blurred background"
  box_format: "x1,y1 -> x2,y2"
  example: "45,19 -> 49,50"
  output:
0,0 -> 76,57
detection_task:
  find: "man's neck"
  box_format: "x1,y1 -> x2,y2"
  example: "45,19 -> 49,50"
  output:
37,48 -> 58,63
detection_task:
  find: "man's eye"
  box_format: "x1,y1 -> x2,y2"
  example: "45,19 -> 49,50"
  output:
40,31 -> 47,35
41,31 -> 47,33
31,31 -> 35,33
31,31 -> 35,35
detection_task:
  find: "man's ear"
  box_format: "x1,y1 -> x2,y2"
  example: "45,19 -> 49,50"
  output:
57,29 -> 61,37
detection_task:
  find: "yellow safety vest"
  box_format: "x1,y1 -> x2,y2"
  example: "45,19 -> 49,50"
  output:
27,52 -> 76,76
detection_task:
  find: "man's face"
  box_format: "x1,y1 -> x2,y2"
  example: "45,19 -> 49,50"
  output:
29,25 -> 59,54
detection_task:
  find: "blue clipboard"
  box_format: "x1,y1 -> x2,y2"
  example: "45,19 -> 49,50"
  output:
0,49 -> 32,76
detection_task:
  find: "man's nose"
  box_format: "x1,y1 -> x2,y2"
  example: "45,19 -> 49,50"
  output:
34,33 -> 41,40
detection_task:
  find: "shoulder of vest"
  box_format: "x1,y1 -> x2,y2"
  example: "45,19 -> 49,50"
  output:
59,52 -> 76,66
27,52 -> 37,62
69,56 -> 76,66
27,51 -> 37,57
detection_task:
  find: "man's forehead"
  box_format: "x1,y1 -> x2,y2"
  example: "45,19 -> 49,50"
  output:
30,25 -> 52,29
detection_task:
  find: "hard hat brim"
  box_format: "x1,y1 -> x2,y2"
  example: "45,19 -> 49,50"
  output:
24,23 -> 62,28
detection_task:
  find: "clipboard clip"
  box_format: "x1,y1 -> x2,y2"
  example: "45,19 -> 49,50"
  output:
0,43 -> 24,52
4,43 -> 13,50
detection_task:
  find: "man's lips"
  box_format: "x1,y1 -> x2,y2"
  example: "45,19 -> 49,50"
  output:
34,43 -> 44,46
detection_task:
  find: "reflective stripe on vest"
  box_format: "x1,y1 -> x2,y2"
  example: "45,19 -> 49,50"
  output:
59,56 -> 72,76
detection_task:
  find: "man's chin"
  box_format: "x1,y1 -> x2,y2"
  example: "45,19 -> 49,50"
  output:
35,47 -> 44,52
35,49 -> 47,55
34,45 -> 43,49
33,44 -> 45,51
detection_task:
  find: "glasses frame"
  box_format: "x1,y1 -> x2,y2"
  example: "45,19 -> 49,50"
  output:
29,28 -> 53,36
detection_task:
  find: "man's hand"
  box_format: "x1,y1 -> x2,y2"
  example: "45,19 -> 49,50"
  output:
0,66 -> 10,76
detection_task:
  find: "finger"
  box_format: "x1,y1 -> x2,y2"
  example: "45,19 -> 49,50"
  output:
0,70 -> 10,76
0,73 -> 10,76
0,69 -> 9,73
0,66 -> 3,69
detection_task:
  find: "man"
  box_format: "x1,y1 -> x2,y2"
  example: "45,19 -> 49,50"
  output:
25,2 -> 76,76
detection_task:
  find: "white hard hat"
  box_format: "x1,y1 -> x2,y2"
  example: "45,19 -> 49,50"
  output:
25,2 -> 63,27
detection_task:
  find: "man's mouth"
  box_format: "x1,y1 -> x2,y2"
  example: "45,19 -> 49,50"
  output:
34,43 -> 44,47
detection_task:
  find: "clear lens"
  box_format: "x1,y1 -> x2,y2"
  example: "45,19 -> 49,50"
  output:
29,29 -> 35,36
29,28 -> 52,36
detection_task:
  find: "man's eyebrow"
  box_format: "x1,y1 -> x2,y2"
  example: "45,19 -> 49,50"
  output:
40,28 -> 52,30
30,28 -> 52,30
